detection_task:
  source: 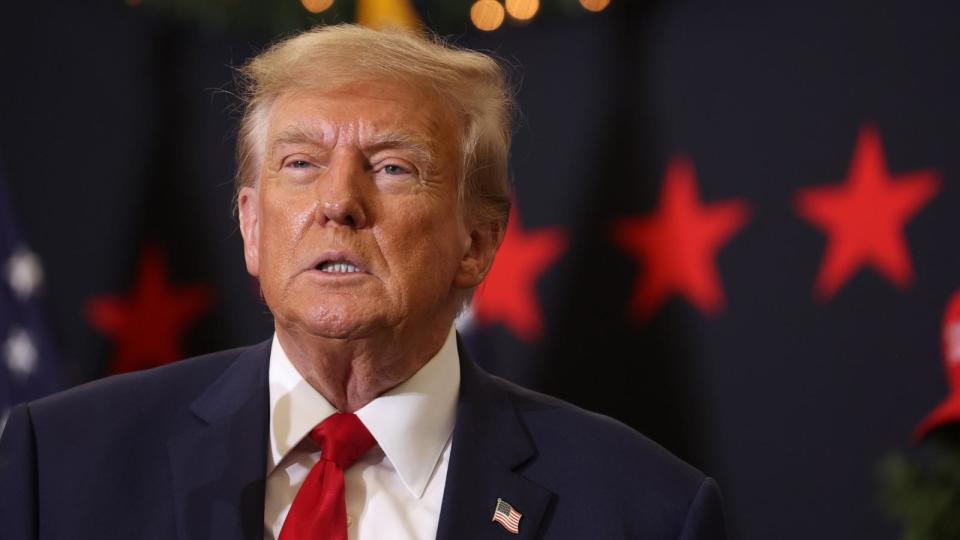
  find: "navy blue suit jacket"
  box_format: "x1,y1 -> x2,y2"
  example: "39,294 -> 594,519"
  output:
0,339 -> 727,539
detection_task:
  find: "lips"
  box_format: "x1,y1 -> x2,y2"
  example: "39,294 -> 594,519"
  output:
308,251 -> 368,274
318,261 -> 361,273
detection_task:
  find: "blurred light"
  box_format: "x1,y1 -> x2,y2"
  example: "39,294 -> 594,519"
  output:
579,0 -> 611,12
470,0 -> 505,31
505,0 -> 539,21
301,0 -> 335,14
125,0 -> 142,6
357,0 -> 420,30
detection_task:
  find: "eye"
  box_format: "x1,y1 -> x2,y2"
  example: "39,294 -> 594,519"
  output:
382,164 -> 409,175
287,159 -> 312,169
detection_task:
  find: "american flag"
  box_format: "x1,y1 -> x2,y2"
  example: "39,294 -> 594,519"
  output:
492,497 -> 522,534
0,163 -> 59,436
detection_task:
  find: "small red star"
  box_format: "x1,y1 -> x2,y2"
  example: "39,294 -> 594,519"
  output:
612,157 -> 749,321
795,125 -> 940,300
472,207 -> 567,342
87,247 -> 212,374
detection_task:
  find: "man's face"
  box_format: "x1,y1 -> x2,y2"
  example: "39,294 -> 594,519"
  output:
238,80 -> 493,341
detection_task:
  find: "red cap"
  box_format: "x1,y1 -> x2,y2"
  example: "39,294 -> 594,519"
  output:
914,289 -> 960,442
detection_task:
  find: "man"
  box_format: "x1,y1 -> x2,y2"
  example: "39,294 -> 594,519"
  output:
0,25 -> 726,539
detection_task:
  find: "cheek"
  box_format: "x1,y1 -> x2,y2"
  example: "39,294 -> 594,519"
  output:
264,187 -> 317,232
269,177 -> 315,220
259,194 -> 318,274
384,203 -> 465,279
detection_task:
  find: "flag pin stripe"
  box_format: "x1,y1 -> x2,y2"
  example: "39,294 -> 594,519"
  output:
492,497 -> 522,534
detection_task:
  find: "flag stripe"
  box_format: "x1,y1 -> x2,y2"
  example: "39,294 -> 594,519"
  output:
0,160 -> 59,434
492,498 -> 521,534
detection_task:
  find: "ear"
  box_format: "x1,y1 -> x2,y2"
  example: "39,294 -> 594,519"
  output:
237,186 -> 261,277
454,217 -> 504,289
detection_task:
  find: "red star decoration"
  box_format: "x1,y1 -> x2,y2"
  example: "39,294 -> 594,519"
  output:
87,247 -> 212,374
472,207 -> 567,342
795,125 -> 940,300
612,157 -> 749,321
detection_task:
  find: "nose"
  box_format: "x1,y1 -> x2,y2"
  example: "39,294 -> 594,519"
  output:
316,154 -> 368,229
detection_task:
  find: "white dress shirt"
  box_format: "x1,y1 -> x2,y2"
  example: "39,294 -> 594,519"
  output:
264,327 -> 460,540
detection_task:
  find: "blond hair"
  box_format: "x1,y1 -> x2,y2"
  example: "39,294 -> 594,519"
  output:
235,24 -> 513,227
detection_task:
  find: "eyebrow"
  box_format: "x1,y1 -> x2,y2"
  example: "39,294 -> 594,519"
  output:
267,125 -> 436,172
363,130 -> 435,172
267,126 -> 326,160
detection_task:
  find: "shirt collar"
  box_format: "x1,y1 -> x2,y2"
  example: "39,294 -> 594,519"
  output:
267,326 -> 460,499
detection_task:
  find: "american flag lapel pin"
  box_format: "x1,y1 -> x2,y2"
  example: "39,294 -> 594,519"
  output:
491,497 -> 522,534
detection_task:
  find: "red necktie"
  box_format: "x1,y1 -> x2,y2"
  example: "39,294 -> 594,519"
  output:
278,413 -> 376,540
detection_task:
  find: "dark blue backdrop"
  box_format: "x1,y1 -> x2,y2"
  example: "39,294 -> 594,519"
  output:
2,1 -> 958,538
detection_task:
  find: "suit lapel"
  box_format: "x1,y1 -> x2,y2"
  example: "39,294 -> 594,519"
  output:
167,341 -> 271,540
436,339 -> 555,539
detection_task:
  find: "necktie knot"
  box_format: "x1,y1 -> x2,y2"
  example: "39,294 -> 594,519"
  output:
279,412 -> 375,540
309,412 -> 376,469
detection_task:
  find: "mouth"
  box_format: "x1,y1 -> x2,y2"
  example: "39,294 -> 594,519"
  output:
309,252 -> 369,275
316,261 -> 362,274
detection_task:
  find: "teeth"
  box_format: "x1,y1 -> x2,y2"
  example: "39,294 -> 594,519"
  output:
319,261 -> 359,273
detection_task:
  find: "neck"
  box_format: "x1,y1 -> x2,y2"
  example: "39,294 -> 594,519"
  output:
275,321 -> 453,412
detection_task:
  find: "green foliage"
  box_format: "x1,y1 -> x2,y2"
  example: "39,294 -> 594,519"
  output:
880,429 -> 960,540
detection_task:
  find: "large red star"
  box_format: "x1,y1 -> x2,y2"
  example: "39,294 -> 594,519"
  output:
612,157 -> 749,321
471,207 -> 567,342
795,125 -> 940,300
87,247 -> 212,374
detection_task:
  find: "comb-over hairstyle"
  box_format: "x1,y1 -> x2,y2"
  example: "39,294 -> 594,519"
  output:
235,24 -> 513,227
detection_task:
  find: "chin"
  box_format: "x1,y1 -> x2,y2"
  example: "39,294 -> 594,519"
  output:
289,302 -> 389,341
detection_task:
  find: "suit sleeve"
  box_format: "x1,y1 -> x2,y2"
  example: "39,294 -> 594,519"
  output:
0,403 -> 39,539
678,477 -> 728,540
